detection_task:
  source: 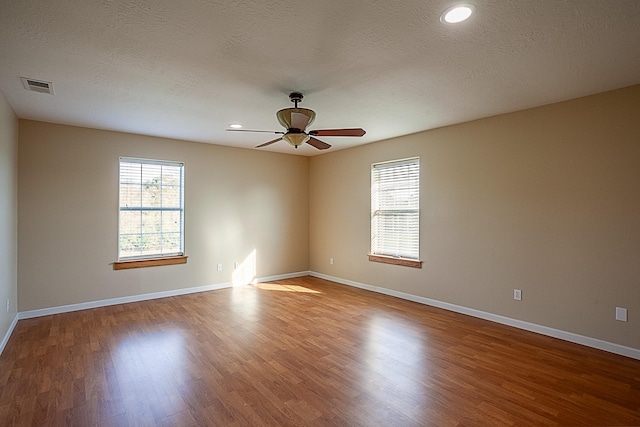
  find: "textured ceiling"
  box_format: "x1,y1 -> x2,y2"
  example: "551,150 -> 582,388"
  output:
1,0 -> 640,155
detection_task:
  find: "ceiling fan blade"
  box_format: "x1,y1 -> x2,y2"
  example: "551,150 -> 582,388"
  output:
226,129 -> 285,134
306,137 -> 331,150
309,128 -> 366,137
256,137 -> 283,148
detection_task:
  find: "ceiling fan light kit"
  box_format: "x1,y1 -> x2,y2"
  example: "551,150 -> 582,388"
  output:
283,133 -> 310,148
226,92 -> 365,150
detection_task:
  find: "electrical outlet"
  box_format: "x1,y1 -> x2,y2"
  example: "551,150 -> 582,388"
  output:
217,263 -> 222,271
616,307 -> 628,322
330,258 -> 334,265
514,289 -> 522,301
234,261 -> 239,269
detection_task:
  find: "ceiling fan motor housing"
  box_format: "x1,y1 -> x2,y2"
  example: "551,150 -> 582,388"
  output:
276,107 -> 316,132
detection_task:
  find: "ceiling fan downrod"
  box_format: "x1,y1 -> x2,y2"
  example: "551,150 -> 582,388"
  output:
289,92 -> 303,108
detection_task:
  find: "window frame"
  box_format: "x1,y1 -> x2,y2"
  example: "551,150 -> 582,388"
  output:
114,157 -> 186,269
369,157 -> 422,268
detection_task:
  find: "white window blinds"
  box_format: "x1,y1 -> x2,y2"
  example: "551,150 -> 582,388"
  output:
371,157 -> 420,259
118,158 -> 184,260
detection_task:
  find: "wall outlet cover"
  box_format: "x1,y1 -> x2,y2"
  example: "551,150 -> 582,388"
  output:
514,289 -> 522,301
615,307 -> 628,322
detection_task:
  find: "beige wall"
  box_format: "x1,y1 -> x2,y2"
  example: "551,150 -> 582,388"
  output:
13,85 -> 640,351
0,90 -> 18,343
18,121 -> 309,311
310,85 -> 640,349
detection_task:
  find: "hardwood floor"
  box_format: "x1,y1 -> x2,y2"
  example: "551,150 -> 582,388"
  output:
1,276 -> 639,426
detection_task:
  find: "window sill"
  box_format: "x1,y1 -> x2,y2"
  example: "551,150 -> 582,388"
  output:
113,256 -> 188,270
368,254 -> 422,268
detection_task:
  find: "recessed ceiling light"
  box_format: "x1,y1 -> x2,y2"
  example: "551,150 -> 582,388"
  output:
440,3 -> 476,24
229,123 -> 243,129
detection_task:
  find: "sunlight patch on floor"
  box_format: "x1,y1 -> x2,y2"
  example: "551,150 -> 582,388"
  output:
254,283 -> 321,294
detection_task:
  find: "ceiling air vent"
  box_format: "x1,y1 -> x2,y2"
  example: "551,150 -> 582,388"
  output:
21,77 -> 54,95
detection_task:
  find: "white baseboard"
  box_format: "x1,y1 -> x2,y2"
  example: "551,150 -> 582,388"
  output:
17,270 -> 310,320
310,271 -> 640,361
0,313 -> 19,356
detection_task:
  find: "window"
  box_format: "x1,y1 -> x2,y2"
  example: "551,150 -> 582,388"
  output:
116,158 -> 185,267
370,157 -> 421,268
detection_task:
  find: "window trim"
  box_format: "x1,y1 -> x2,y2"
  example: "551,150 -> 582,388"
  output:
367,254 -> 423,268
114,255 -> 188,270
370,157 -> 422,268
116,157 -> 186,267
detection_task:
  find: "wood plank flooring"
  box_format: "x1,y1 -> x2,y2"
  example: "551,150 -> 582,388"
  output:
1,276 -> 639,426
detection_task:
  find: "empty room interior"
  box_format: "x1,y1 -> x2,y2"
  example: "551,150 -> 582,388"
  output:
1,0 -> 640,425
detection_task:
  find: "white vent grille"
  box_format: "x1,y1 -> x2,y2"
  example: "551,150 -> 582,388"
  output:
21,77 -> 54,95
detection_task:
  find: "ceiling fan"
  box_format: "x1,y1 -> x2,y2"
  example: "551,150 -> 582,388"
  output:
226,92 -> 366,150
